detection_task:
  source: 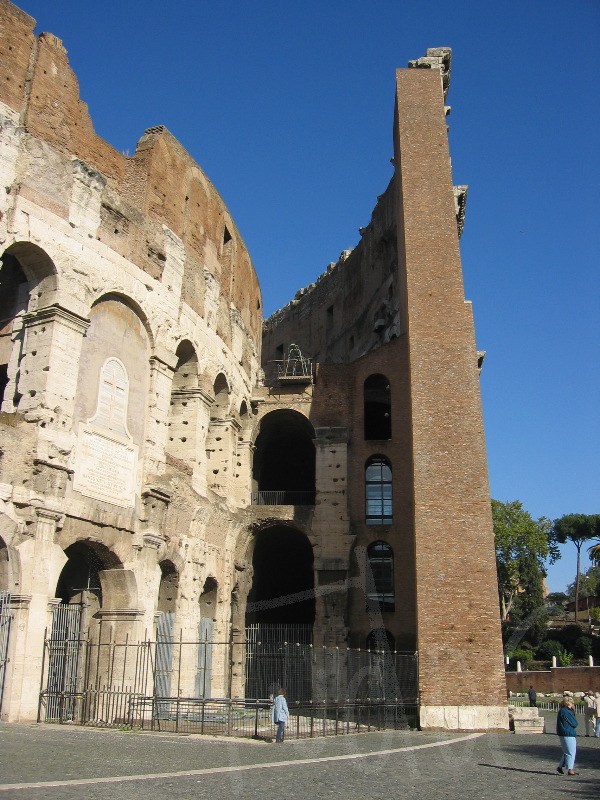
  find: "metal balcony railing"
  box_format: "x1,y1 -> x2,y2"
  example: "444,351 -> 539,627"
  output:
251,490 -> 316,506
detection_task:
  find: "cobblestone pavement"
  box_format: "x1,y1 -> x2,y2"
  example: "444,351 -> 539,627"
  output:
0,722 -> 598,800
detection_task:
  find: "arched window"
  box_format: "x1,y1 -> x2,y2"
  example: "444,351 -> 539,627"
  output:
364,374 -> 391,440
366,542 -> 395,611
365,456 -> 392,525
366,628 -> 395,652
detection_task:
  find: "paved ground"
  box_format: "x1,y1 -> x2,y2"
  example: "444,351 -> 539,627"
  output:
0,717 -> 598,800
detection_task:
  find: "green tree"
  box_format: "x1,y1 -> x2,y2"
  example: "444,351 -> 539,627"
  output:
492,499 -> 557,622
552,514 -> 600,623
588,542 -> 600,567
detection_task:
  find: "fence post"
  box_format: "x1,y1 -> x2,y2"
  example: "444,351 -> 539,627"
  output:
254,698 -> 259,738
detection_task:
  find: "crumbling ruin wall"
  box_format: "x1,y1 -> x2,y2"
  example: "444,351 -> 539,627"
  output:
0,0 -> 261,721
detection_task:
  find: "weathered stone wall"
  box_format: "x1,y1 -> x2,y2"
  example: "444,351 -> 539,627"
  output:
0,0 -> 261,721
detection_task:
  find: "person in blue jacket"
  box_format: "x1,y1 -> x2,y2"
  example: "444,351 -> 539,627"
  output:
271,688 -> 289,743
556,696 -> 578,775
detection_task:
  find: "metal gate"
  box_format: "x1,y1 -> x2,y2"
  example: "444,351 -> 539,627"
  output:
196,617 -> 213,698
245,624 -> 313,700
0,590 -> 11,715
45,603 -> 82,720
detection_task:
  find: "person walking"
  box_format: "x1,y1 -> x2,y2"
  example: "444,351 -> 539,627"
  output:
272,688 -> 289,743
528,685 -> 537,707
594,693 -> 600,738
582,691 -> 596,736
556,697 -> 578,775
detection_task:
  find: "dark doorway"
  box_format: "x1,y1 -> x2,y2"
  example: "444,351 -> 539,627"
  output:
246,526 -> 315,626
252,410 -> 315,504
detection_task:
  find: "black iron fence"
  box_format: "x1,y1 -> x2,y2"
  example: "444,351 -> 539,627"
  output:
37,694 -> 418,738
38,635 -> 418,737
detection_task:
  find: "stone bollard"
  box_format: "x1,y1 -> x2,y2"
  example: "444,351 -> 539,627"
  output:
517,661 -> 522,672
552,656 -> 557,667
589,655 -> 594,667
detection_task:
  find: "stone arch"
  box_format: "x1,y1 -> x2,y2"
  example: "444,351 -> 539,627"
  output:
199,576 -> 218,621
211,372 -> 230,418
55,539 -> 125,615
245,523 -> 315,627
89,291 -> 155,350
366,628 -> 395,652
205,372 -> 234,494
73,294 -> 151,452
252,409 -> 316,504
0,243 -> 58,410
1,241 -> 58,302
157,559 -> 179,614
167,340 -> 201,469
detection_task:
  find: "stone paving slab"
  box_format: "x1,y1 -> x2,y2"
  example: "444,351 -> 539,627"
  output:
0,722 -> 598,800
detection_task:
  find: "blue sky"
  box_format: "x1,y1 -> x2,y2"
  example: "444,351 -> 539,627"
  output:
19,0 -> 599,592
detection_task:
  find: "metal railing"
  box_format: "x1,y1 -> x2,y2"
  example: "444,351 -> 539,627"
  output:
37,694 -> 418,738
38,635 -> 419,737
251,490 -> 316,506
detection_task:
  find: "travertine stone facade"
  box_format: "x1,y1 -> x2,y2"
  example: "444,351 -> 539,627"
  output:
0,2 -> 507,730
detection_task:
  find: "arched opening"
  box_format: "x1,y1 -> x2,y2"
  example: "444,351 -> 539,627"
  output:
0,243 -> 57,411
55,541 -> 123,616
199,576 -> 218,621
366,628 -> 395,652
0,253 -> 28,408
244,526 -> 315,700
246,525 -> 315,628
167,341 -> 199,469
364,374 -> 391,440
212,373 -> 230,419
206,373 -> 231,492
252,410 -> 316,505
158,560 -> 179,614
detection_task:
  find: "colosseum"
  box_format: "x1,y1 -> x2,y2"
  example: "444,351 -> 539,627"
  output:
0,0 -> 507,731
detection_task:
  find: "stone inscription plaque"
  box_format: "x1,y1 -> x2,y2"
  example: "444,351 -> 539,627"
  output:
73,423 -> 138,508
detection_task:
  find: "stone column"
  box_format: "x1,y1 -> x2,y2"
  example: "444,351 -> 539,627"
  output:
206,418 -> 240,498
6,506 -> 67,721
312,427 -> 351,646
232,439 -> 254,507
145,349 -> 178,476
14,304 -> 89,419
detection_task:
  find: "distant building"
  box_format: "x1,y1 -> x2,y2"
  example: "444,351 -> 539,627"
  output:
0,0 -> 507,730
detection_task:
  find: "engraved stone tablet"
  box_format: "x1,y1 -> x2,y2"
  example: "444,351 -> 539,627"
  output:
73,358 -> 139,507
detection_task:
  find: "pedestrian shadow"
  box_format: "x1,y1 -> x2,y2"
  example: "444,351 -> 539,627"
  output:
479,763 -> 600,797
478,763 -> 552,776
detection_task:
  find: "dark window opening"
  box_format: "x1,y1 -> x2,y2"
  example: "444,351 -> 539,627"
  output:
366,542 -> 395,612
366,628 -> 395,651
364,374 -> 391,440
275,343 -> 284,360
326,305 -> 334,336
223,226 -> 232,245
365,456 -> 392,525
246,526 -> 315,625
